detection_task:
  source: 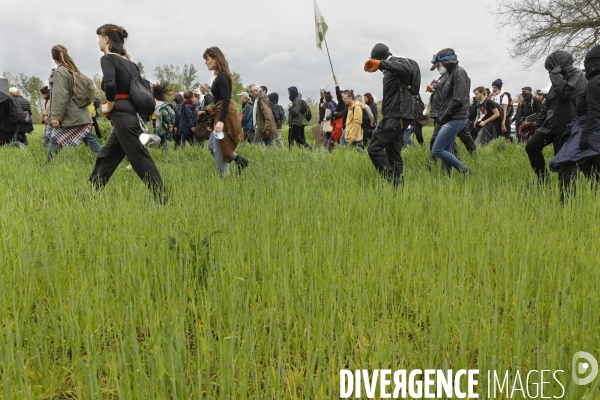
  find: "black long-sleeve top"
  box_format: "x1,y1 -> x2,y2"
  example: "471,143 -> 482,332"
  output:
100,54 -> 136,102
211,72 -> 231,123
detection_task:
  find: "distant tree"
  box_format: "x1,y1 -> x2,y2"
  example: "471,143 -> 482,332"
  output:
231,71 -> 244,109
137,61 -> 147,80
93,74 -> 106,102
181,64 -> 199,91
494,0 -> 600,67
18,73 -> 44,116
154,64 -> 183,92
2,72 -> 16,86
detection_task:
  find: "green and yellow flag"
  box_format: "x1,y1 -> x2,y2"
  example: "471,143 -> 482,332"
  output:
314,0 -> 329,51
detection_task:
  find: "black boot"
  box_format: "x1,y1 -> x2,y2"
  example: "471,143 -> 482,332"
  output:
234,154 -> 250,174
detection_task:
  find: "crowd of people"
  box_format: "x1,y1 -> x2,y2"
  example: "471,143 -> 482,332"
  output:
1,23 -> 599,204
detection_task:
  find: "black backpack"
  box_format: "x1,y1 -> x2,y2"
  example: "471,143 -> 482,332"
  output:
7,96 -> 25,124
361,107 -> 371,130
120,57 -> 155,118
394,57 -> 421,96
300,99 -> 312,122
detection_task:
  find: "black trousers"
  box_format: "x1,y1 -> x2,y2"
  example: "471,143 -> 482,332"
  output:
502,118 -> 513,142
368,125 -> 405,185
289,125 -> 312,150
525,131 -> 562,176
89,100 -> 164,197
91,116 -> 102,138
559,155 -> 600,201
457,124 -> 477,154
413,124 -> 424,145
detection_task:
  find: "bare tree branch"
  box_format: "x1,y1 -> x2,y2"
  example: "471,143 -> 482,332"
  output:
493,0 -> 600,67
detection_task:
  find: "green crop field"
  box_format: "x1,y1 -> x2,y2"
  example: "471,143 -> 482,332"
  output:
1,125 -> 599,399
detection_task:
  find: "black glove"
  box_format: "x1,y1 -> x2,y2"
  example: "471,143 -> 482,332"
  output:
579,134 -> 591,151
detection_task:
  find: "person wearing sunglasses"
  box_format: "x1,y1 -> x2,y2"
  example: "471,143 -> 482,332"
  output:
429,48 -> 474,177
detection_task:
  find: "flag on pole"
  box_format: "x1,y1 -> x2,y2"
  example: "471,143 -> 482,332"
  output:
314,0 -> 329,51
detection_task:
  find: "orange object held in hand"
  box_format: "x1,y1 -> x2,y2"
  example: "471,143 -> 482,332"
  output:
364,59 -> 381,73
427,85 -> 434,93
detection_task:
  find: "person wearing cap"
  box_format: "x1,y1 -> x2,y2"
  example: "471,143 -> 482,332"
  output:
428,48 -> 474,176
525,50 -> 586,184
363,43 -> 418,186
490,79 -> 513,141
239,91 -> 254,143
518,86 -> 542,143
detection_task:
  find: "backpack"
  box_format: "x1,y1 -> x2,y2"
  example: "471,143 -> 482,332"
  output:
160,103 -> 176,127
411,95 -> 427,125
361,107 -> 371,131
7,96 -> 25,124
394,58 -> 421,96
278,105 -> 286,121
500,93 -> 514,118
71,71 -> 96,108
120,57 -> 155,117
166,103 -> 181,128
300,99 -> 312,122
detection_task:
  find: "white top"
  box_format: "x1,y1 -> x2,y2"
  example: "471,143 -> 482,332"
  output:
491,92 -> 510,106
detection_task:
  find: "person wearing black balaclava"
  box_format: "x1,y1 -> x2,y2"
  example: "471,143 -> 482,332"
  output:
428,48 -> 474,176
549,45 -> 600,201
363,43 -> 418,187
287,86 -> 312,150
525,50 -> 586,184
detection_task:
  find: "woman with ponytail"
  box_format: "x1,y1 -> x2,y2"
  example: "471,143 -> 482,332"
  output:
88,24 -> 166,202
203,46 -> 249,176
47,45 -> 102,161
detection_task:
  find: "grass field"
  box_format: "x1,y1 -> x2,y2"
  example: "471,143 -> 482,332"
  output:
1,124 -> 600,399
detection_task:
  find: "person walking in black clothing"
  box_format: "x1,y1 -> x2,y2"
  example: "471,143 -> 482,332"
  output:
364,43 -> 418,186
287,86 -> 312,150
525,51 -> 586,184
89,24 -> 165,201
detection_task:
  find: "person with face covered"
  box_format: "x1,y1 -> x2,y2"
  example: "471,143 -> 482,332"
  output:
549,45 -> 600,201
287,86 -> 312,150
363,43 -> 419,187
525,51 -> 586,183
518,86 -> 542,143
428,48 -> 474,176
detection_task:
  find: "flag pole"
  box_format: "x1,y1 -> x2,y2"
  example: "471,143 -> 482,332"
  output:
323,35 -> 335,76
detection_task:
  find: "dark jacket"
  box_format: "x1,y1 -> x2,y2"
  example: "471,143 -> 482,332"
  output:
16,95 -> 34,133
0,101 -> 19,142
513,104 -> 523,126
241,100 -> 253,131
521,94 -> 542,123
378,56 -> 415,129
268,93 -> 283,130
319,95 -> 326,121
254,92 -> 278,139
535,51 -> 587,136
178,100 -> 197,133
368,102 -> 378,124
333,85 -> 348,127
435,64 -> 470,124
550,90 -> 600,171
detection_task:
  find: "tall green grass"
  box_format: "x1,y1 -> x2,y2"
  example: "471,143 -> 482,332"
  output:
0,125 -> 599,399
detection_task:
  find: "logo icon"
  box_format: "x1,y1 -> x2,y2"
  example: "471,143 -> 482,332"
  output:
572,351 -> 598,385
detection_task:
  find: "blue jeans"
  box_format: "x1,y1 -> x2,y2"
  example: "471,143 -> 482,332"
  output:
340,129 -> 346,146
47,134 -> 102,162
259,136 -> 273,146
208,134 -> 229,176
403,126 -> 416,147
431,119 -> 468,175
324,132 -> 332,148
43,125 -> 53,148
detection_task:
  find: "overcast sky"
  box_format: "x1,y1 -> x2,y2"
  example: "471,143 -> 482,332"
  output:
1,0 -> 558,104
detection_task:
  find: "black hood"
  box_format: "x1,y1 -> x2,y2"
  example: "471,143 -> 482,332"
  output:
544,50 -> 574,70
371,43 -> 391,60
268,92 -> 279,104
584,45 -> 600,79
430,48 -> 458,71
